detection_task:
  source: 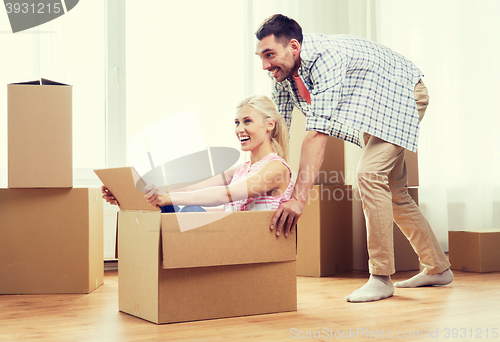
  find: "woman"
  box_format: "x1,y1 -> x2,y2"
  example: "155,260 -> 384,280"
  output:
143,95 -> 293,211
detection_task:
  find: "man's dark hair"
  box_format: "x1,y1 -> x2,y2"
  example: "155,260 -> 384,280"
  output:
255,14 -> 303,46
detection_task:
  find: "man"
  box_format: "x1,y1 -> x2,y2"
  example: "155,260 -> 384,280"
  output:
255,14 -> 453,303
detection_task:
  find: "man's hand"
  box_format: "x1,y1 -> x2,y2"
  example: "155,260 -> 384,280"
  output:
270,198 -> 304,237
101,186 -> 119,206
270,130 -> 329,237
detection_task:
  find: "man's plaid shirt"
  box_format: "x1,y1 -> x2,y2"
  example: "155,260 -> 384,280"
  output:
272,33 -> 423,152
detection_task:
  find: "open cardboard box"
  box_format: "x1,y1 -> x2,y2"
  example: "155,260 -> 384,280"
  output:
95,167 -> 297,324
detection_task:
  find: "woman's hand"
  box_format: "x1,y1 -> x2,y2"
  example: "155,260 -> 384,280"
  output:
102,186 -> 119,206
144,184 -> 172,207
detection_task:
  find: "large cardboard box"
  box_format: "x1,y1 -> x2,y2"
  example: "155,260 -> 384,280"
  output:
297,184 -> 353,277
289,108 -> 344,185
352,187 -> 420,272
8,79 -> 72,188
449,230 -> 500,273
0,188 -> 103,294
119,211 -> 296,324
95,167 -> 297,324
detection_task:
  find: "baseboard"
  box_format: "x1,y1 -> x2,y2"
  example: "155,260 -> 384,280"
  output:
104,259 -> 118,271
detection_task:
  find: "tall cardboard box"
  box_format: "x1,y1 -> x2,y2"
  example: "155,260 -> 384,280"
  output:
449,230 -> 500,273
95,167 -> 297,324
0,188 -> 103,294
297,184 -> 353,277
406,150 -> 419,187
289,108 -> 344,185
8,79 -> 72,188
352,187 -> 420,272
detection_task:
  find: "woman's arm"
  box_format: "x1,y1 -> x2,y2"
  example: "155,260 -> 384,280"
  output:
145,161 -> 290,208
147,163 -> 241,195
166,163 -> 240,193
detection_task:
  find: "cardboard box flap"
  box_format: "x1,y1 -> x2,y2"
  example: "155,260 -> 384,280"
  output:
455,229 -> 500,233
10,80 -> 40,85
41,78 -> 69,86
94,167 -> 159,211
9,78 -> 70,86
161,211 -> 296,269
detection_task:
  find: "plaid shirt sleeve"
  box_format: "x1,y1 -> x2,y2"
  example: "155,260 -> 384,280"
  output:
296,34 -> 423,151
306,49 -> 361,145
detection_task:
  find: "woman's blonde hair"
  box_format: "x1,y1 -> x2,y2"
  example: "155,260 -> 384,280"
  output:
236,95 -> 289,162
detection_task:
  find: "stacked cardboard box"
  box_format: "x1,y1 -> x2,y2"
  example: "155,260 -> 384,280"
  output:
289,108 -> 352,277
289,108 -> 421,275
0,79 -> 103,294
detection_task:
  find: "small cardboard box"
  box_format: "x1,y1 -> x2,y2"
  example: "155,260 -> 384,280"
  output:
0,188 -> 103,294
8,78 -> 72,188
449,230 -> 500,273
297,184 -> 353,277
289,108 -> 344,185
95,167 -> 297,324
352,187 -> 420,272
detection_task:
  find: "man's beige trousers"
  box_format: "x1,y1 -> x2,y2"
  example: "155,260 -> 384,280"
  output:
357,80 -> 450,276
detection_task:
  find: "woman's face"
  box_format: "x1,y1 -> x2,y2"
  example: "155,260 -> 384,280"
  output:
234,105 -> 273,153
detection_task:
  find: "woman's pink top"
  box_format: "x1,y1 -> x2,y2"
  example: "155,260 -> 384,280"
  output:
224,153 -> 294,211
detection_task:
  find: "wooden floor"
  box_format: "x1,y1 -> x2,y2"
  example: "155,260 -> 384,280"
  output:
1,269 -> 500,342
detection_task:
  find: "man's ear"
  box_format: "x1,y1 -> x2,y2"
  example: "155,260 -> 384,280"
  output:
289,39 -> 301,56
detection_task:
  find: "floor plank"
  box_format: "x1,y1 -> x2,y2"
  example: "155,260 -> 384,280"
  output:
1,270 -> 499,341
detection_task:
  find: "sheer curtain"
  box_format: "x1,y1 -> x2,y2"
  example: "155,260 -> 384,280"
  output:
376,0 -> 500,249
